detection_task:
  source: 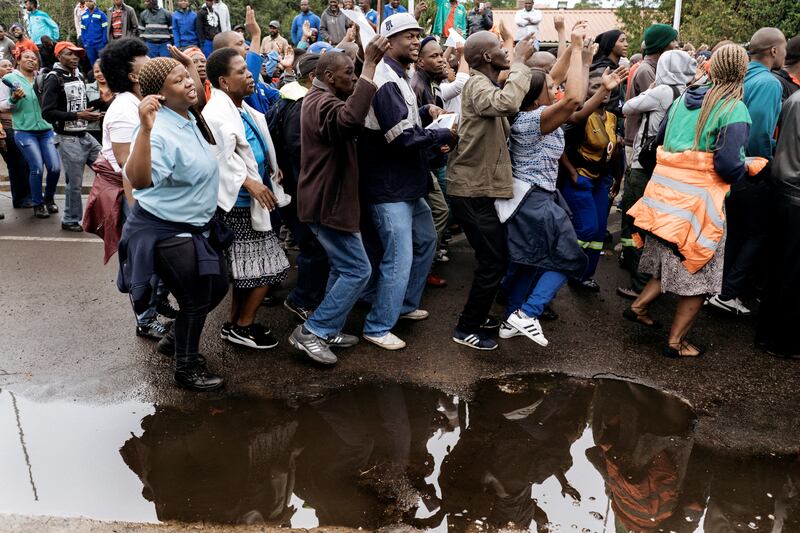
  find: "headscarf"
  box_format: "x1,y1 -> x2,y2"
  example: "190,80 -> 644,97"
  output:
183,46 -> 204,58
139,57 -> 180,97
138,57 -> 215,144
643,23 -> 678,56
654,50 -> 696,89
593,30 -> 623,62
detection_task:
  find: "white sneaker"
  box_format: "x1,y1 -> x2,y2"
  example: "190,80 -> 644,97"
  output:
507,311 -> 549,347
363,332 -> 407,350
399,309 -> 430,321
707,294 -> 752,316
435,249 -> 450,263
499,321 -> 523,339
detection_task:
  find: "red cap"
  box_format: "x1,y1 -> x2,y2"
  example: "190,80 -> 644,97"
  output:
54,41 -> 85,58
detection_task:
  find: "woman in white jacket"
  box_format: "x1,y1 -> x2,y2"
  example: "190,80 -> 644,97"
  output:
618,50 -> 697,299
203,47 -> 291,350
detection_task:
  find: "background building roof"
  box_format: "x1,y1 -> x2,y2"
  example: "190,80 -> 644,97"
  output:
493,8 -> 621,44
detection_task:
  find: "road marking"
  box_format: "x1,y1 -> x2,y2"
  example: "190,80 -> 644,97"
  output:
0,236 -> 101,243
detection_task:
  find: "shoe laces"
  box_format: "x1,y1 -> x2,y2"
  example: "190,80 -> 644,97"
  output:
148,320 -> 168,334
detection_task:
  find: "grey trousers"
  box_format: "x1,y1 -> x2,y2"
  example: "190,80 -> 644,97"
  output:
57,133 -> 101,224
426,170 -> 449,248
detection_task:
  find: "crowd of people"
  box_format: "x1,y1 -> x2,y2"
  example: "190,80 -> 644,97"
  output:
1,0 -> 799,391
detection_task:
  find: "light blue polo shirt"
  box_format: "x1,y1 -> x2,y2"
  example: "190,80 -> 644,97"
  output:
131,106 -> 219,226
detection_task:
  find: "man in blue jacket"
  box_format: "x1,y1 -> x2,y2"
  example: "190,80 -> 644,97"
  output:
24,0 -> 59,45
172,0 -> 199,49
708,27 -> 786,317
80,0 -> 108,65
291,0 -> 320,46
357,14 -> 454,351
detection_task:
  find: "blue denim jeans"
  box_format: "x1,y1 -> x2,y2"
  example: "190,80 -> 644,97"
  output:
363,199 -> 437,337
560,174 -> 613,280
14,130 -> 61,206
504,263 -> 567,319
146,41 -> 170,58
304,225 -> 371,339
57,133 -> 101,224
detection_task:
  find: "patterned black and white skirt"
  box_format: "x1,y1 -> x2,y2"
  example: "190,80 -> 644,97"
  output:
215,207 -> 290,289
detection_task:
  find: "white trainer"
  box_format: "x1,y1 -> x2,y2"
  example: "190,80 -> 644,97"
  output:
507,311 -> 549,347
499,321 -> 523,339
399,309 -> 430,321
363,332 -> 407,350
707,294 -> 752,316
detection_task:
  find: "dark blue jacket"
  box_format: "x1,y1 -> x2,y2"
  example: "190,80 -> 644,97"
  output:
244,51 -> 281,113
172,8 -> 199,48
117,203 -> 232,311
358,57 -> 452,204
80,8 -> 108,47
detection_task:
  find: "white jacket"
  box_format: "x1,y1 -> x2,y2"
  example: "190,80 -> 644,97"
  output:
514,8 -> 542,42
202,87 -> 290,232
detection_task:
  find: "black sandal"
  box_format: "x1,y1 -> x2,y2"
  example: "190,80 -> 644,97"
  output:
663,340 -> 705,358
623,307 -> 662,329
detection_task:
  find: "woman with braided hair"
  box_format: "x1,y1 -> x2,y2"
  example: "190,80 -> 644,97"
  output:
118,57 -> 232,391
625,44 -> 767,358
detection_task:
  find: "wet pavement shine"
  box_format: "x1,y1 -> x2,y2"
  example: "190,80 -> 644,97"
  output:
2,374 -> 798,531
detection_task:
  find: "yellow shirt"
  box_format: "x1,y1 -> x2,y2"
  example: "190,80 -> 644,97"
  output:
576,111 -> 617,178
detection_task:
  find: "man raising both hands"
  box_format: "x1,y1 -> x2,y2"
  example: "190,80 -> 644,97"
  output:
446,32 -> 536,350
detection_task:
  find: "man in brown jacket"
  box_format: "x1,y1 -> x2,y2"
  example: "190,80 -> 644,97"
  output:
289,37 -> 390,365
446,31 -> 535,350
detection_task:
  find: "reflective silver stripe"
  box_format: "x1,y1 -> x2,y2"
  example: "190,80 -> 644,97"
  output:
146,23 -> 169,28
641,196 -> 719,251
384,117 -> 415,143
650,173 -> 725,229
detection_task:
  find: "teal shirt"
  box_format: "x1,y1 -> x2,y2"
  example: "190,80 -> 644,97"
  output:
234,109 -> 268,208
132,106 -> 219,226
4,71 -> 52,132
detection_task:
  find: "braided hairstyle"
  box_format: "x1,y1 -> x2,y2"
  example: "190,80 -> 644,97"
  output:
692,44 -> 748,150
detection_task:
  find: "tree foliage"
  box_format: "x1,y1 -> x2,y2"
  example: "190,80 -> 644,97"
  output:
616,0 -> 800,52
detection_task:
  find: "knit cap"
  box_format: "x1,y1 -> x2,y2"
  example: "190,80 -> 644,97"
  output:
643,23 -> 678,55
139,57 -> 180,97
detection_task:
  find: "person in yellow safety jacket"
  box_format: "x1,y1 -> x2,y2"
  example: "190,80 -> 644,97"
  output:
623,44 -> 767,359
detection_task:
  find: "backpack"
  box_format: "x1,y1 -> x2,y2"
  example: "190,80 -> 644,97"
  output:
33,68 -> 65,105
638,85 -> 681,172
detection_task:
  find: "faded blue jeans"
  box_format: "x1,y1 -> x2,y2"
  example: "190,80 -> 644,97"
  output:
363,199 -> 437,337
14,129 -> 61,206
56,133 -> 101,224
304,225 -> 371,339
504,263 -> 567,319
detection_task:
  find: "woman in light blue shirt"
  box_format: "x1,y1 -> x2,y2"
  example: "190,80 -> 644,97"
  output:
122,56 -> 230,392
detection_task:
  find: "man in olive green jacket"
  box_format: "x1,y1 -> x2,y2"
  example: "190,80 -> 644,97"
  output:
446,31 -> 535,350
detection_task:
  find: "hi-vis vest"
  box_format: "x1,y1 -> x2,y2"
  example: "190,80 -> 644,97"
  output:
627,147 -> 767,274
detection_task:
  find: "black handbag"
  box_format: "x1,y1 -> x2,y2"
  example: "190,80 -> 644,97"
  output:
638,85 -> 681,172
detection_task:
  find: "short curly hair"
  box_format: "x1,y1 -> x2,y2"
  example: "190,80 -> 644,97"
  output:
100,38 -> 149,94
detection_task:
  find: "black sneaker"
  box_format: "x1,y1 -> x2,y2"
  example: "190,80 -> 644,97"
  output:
136,319 -> 168,340
227,323 -> 279,349
452,328 -> 498,351
289,325 -> 337,365
174,365 -> 224,392
325,332 -> 359,348
284,299 -> 312,322
61,222 -> 83,232
480,316 -> 501,330
220,321 -> 232,339
45,201 -> 59,214
569,278 -> 601,292
157,299 -> 179,319
33,205 -> 49,218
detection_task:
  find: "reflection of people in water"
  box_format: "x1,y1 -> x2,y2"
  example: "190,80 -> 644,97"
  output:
119,398 -> 301,525
703,452 -> 799,532
587,380 -> 706,533
434,376 -> 594,531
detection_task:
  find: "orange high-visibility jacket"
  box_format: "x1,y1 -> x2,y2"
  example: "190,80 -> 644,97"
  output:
627,147 -> 766,274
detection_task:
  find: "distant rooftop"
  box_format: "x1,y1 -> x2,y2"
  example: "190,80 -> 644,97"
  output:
493,8 -> 621,44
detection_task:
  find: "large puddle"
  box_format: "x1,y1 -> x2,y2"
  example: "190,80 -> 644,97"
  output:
1,375 -> 798,531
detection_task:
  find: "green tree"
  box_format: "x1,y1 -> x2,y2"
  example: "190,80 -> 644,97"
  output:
614,0 -> 668,54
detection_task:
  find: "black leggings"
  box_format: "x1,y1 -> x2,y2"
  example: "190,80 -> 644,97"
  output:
154,237 -> 229,370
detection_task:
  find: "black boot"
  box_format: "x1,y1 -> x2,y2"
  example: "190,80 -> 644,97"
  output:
174,364 -> 224,392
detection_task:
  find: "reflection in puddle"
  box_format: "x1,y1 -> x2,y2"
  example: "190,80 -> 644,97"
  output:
0,375 -> 798,531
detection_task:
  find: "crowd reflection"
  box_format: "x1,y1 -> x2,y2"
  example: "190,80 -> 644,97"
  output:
119,376 -> 799,531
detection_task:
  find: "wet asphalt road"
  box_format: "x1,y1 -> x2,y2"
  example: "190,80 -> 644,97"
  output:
0,193 -> 798,457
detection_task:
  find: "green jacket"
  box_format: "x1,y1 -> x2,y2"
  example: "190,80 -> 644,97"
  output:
4,70 -> 52,132
432,0 -> 467,39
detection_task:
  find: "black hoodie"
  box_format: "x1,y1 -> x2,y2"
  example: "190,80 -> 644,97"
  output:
40,62 -> 89,135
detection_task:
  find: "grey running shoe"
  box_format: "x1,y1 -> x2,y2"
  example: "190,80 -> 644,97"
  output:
289,325 -> 337,365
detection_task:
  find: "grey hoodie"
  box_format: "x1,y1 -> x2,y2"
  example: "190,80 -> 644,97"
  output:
623,50 -> 696,169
